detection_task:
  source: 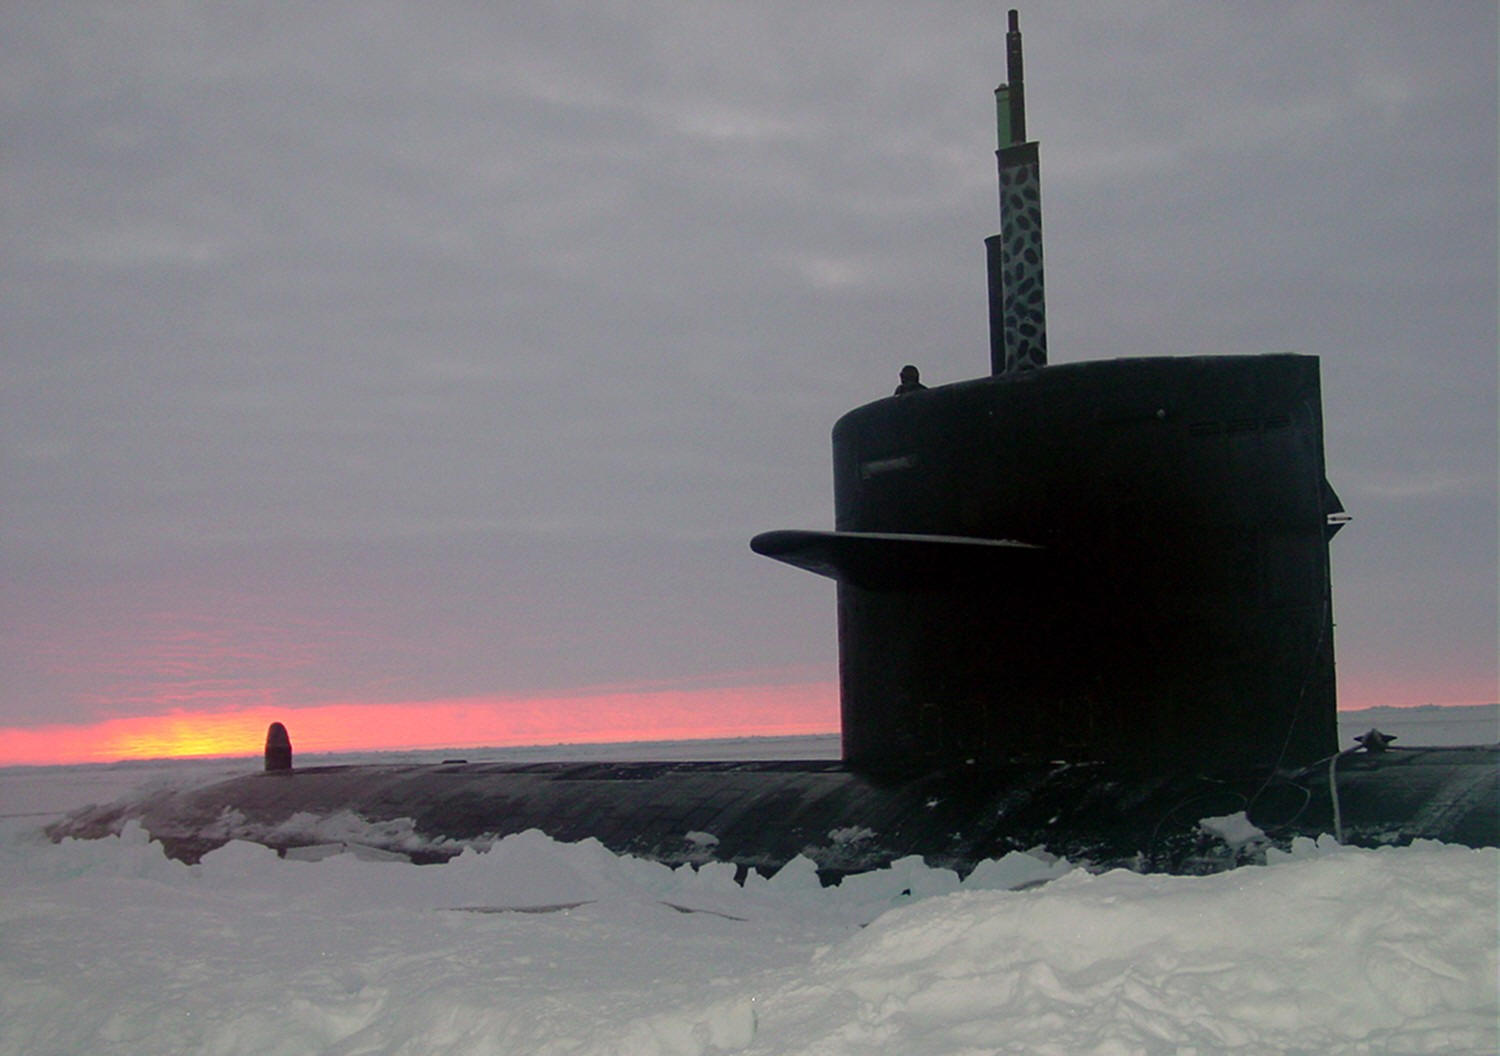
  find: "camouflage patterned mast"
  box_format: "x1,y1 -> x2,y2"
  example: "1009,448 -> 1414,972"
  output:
986,9 -> 1047,374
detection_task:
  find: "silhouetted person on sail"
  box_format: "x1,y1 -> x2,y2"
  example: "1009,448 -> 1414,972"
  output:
894,365 -> 926,395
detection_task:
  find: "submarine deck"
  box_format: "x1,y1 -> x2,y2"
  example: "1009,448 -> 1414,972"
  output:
49,747 -> 1498,878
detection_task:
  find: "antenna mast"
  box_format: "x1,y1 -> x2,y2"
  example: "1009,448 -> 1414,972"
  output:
986,9 -> 1047,374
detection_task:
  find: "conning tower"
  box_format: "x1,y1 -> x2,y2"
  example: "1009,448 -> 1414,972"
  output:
753,11 -> 1345,776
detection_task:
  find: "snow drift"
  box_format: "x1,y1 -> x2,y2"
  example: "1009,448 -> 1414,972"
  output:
2,816 -> 1494,1055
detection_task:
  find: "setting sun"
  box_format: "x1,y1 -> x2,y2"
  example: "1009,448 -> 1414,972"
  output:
102,713 -> 276,762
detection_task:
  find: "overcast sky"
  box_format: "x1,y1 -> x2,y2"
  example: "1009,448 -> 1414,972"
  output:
4,1 -> 1495,750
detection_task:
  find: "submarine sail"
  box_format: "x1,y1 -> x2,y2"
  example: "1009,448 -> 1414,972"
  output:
753,10 -> 1342,775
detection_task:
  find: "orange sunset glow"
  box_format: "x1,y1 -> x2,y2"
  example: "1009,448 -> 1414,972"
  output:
4,678 -> 1490,769
0,681 -> 841,767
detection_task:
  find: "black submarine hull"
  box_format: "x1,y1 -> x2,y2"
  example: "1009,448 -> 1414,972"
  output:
49,746 -> 1498,877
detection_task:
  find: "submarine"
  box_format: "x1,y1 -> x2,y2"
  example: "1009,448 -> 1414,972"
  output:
50,12 -> 1497,878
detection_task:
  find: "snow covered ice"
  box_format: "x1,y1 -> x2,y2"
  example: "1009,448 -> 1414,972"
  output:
0,824 -> 1494,1053
1,717 -> 1496,1054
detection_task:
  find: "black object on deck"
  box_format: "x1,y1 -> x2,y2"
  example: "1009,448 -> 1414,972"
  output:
264,722 -> 292,772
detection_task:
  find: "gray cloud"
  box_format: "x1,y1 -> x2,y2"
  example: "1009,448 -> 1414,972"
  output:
3,1 -> 1495,730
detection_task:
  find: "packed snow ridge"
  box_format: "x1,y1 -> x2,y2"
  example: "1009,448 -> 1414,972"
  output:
3,816 -> 1495,1055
